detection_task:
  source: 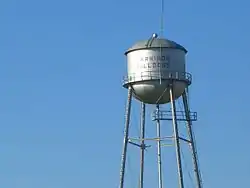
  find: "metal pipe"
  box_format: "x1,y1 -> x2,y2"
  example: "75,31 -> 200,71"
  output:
182,91 -> 202,188
139,102 -> 146,188
156,104 -> 163,188
169,84 -> 184,188
119,86 -> 133,188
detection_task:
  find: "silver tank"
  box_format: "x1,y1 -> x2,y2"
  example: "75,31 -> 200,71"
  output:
123,35 -> 191,104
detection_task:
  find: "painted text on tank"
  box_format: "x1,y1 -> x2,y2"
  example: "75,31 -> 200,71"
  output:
140,55 -> 169,62
138,55 -> 170,69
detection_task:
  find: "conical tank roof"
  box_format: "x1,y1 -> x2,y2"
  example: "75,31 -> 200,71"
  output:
125,38 -> 187,54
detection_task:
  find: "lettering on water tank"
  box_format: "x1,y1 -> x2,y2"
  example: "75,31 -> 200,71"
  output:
140,55 -> 168,62
138,62 -> 169,69
138,55 -> 170,69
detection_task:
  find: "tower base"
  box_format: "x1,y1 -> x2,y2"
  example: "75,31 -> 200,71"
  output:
118,83 -> 203,188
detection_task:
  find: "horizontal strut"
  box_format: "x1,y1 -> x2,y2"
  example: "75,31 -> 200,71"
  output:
129,136 -> 192,147
128,139 -> 151,149
129,136 -> 173,141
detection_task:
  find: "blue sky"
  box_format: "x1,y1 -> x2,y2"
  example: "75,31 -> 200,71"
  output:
0,0 -> 250,187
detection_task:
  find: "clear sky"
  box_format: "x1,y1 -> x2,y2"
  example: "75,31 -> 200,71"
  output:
0,0 -> 250,187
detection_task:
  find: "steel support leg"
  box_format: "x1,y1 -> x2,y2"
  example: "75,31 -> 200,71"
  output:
156,104 -> 163,188
169,84 -> 184,188
139,102 -> 146,188
119,86 -> 133,188
182,91 -> 202,188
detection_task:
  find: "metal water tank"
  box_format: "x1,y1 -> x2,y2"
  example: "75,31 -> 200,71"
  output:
123,34 -> 192,104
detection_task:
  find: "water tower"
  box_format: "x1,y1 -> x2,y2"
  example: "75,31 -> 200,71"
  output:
118,10 -> 203,187
118,32 -> 203,188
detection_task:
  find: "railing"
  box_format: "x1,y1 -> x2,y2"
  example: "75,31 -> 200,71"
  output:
152,110 -> 197,121
123,71 -> 192,86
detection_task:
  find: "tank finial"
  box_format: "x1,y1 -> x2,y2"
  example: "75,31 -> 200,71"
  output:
146,33 -> 158,47
152,33 -> 158,38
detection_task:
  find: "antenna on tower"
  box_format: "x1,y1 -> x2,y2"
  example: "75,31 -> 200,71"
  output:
160,0 -> 165,38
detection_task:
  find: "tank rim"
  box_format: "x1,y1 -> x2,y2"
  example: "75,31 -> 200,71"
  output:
124,38 -> 188,55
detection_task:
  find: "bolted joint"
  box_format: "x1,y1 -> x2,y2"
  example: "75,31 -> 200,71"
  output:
141,143 -> 146,150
